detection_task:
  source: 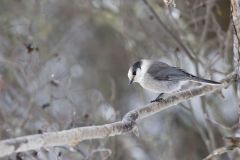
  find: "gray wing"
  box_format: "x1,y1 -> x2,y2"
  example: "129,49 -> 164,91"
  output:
147,62 -> 193,81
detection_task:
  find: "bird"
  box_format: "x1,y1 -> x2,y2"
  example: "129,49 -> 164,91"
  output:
128,59 -> 221,102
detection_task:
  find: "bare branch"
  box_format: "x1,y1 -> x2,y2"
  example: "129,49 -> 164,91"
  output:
202,145 -> 234,160
203,137 -> 240,160
231,0 -> 240,126
0,72 -> 236,158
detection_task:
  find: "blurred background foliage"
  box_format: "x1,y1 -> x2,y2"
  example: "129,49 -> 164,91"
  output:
0,0 -> 237,160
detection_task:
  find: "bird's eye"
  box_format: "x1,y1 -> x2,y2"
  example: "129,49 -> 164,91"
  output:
133,71 -> 136,75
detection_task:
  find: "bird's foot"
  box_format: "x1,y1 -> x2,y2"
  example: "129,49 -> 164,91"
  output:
150,98 -> 165,103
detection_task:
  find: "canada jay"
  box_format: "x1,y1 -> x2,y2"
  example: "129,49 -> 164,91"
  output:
128,59 -> 221,102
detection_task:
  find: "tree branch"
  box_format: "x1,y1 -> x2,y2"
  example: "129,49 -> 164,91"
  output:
231,0 -> 240,126
0,72 -> 236,158
203,137 -> 240,160
202,145 -> 235,160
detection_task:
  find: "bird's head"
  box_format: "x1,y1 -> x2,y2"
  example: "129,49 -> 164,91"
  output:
128,60 -> 142,85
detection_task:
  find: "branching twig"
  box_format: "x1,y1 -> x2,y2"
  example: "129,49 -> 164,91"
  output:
203,145 -> 235,160
142,0 -> 196,61
0,72 -> 236,158
203,137 -> 240,160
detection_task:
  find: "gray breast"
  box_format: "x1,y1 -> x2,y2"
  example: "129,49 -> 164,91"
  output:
140,73 -> 181,93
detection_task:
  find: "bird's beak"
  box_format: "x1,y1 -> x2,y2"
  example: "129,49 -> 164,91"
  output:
128,77 -> 134,85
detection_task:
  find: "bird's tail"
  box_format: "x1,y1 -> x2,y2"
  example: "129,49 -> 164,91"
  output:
188,74 -> 221,85
179,69 -> 221,85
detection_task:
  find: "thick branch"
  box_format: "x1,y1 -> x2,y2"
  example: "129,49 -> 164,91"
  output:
0,72 -> 236,158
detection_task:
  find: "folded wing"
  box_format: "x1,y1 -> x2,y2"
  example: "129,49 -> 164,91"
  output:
147,62 -> 220,84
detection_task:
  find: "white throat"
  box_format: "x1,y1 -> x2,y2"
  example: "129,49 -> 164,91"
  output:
134,59 -> 152,83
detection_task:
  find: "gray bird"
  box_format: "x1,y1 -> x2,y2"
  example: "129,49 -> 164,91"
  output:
128,59 -> 221,102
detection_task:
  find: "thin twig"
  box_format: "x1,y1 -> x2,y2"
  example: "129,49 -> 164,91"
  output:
205,115 -> 234,132
180,102 -> 212,152
142,0 -> 196,61
201,97 -> 216,151
203,145 -> 235,160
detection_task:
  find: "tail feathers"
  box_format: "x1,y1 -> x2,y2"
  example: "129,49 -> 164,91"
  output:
180,69 -> 221,85
189,75 -> 221,85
